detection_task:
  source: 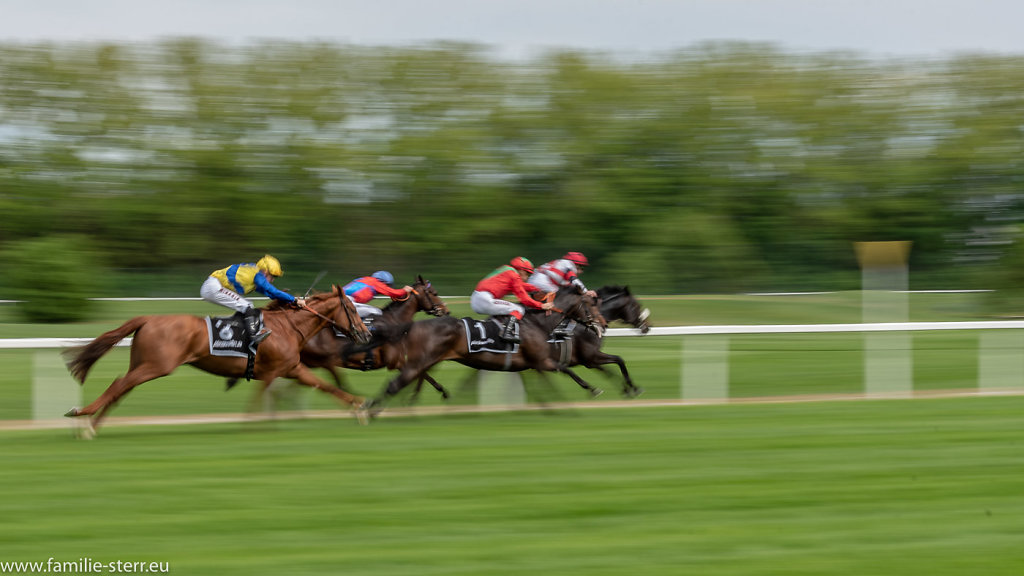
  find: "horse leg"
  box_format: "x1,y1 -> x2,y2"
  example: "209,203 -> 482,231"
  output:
558,365 -> 604,398
69,363 -> 174,435
590,352 -> 642,397
423,373 -> 450,400
292,365 -> 364,407
366,365 -> 426,417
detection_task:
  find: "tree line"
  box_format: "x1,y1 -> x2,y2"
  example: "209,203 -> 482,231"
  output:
2,39 -> 1024,319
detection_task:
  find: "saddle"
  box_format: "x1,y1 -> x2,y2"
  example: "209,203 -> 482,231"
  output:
206,312 -> 263,380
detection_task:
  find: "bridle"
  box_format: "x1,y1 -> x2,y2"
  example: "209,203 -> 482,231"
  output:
294,286 -> 370,344
391,282 -> 448,317
553,292 -> 606,338
600,289 -> 650,333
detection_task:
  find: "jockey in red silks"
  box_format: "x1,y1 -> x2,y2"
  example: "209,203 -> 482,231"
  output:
471,257 -> 553,342
343,270 -> 414,319
528,251 -> 597,298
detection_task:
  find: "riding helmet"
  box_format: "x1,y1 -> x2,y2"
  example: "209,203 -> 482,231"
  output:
510,257 -> 535,275
564,252 -> 588,267
372,270 -> 395,285
256,255 -> 283,277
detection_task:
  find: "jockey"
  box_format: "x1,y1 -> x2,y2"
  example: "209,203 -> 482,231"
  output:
528,251 -> 597,298
343,271 -> 414,319
471,257 -> 553,342
200,255 -> 301,344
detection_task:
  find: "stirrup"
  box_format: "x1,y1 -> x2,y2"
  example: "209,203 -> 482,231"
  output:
252,329 -> 271,344
501,319 -> 521,343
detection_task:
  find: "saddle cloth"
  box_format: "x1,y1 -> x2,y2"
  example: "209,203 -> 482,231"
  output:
462,317 -> 519,354
205,315 -> 255,358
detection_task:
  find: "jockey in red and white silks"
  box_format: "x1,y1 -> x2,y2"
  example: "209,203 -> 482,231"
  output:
528,252 -> 596,297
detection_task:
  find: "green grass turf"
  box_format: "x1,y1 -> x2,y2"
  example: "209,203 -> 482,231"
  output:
2,398 -> 1023,575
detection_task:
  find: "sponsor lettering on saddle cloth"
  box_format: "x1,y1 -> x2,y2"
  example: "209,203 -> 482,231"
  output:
462,317 -> 519,354
206,314 -> 262,379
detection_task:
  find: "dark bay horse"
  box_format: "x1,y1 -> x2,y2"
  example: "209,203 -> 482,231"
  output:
63,285 -> 371,437
410,284 -> 651,400
364,288 -> 607,415
552,285 -> 651,397
295,275 -> 450,395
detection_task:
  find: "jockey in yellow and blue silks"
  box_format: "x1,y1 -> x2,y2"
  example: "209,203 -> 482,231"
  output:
200,255 -> 302,344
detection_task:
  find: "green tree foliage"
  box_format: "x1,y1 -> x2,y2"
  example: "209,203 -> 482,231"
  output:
2,235 -> 107,322
1,40 -> 1023,300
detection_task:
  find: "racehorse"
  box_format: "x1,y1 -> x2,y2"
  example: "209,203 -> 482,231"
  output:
409,284 -> 651,400
63,285 -> 372,437
364,287 -> 607,415
552,285 -> 650,397
293,275 -> 450,396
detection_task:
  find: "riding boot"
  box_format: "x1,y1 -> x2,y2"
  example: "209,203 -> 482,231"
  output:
501,316 -> 521,343
243,307 -> 271,344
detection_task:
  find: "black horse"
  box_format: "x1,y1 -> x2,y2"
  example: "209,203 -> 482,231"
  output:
363,288 -> 607,416
555,285 -> 650,397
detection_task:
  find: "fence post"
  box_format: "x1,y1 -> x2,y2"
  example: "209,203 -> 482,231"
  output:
681,336 -> 729,402
856,241 -> 912,397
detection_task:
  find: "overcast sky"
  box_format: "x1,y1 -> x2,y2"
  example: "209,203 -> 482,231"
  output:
2,0 -> 1022,60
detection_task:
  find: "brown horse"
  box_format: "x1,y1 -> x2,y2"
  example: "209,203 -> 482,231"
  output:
363,288 -> 607,415
63,285 -> 371,437
409,284 -> 651,401
295,275 -> 450,395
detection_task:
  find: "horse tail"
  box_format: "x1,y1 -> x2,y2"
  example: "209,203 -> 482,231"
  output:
63,316 -> 149,384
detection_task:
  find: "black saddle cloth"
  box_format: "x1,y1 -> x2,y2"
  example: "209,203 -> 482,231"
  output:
462,317 -> 519,354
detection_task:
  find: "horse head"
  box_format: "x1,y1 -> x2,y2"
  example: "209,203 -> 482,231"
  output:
302,286 -> 372,344
413,274 -> 449,317
597,285 -> 651,334
552,288 -> 608,337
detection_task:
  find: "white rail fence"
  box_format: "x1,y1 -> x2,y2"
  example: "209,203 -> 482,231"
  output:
6,320 -> 1024,421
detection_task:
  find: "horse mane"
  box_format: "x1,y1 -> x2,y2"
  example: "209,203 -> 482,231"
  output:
263,288 -> 335,311
597,285 -> 629,296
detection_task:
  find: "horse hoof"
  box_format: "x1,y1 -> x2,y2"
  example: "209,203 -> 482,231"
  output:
590,387 -> 604,398
64,407 -> 80,418
623,386 -> 644,398
77,423 -> 96,440
363,398 -> 384,418
354,407 -> 369,426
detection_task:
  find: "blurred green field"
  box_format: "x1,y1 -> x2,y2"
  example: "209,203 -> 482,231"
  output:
3,399 -> 1023,576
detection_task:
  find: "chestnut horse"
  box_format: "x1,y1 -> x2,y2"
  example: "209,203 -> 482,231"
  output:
363,288 -> 607,415
294,275 -> 450,395
63,285 -> 371,436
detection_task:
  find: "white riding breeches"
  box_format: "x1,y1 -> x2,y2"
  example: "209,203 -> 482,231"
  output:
527,272 -> 559,294
200,276 -> 253,314
471,290 -> 525,319
348,296 -> 383,318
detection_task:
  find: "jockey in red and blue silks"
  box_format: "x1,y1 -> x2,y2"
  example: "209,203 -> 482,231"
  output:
343,270 -> 414,318
471,257 -> 553,342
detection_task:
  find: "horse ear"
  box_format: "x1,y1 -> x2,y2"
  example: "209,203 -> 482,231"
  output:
417,274 -> 425,284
